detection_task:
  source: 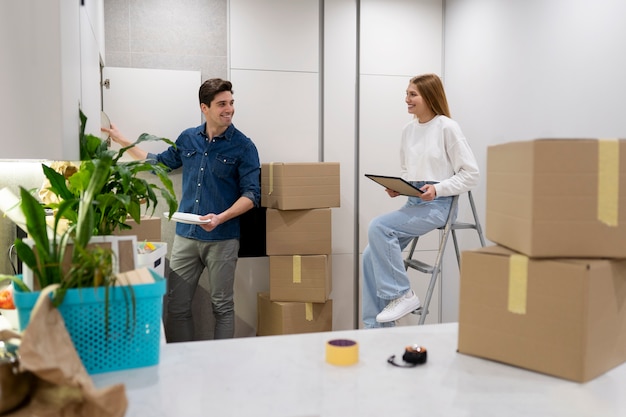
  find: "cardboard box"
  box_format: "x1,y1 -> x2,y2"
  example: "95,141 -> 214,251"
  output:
261,162 -> 340,210
269,255 -> 332,303
136,242 -> 167,276
457,245 -> 626,382
256,292 -> 332,336
115,216 -> 162,242
266,208 -> 332,255
21,235 -> 138,291
486,138 -> 626,257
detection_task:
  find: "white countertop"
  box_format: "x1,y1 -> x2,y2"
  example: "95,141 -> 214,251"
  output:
92,323 -> 626,417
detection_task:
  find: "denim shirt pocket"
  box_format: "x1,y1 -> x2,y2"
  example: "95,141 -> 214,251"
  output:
213,153 -> 238,178
180,148 -> 198,159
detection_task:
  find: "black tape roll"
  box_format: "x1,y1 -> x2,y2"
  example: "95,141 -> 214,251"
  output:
403,345 -> 427,364
387,345 -> 427,368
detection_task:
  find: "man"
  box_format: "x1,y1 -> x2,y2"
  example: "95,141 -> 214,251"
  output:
103,78 -> 261,341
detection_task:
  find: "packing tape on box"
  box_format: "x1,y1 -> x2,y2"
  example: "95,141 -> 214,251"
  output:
292,255 -> 302,283
508,254 -> 528,314
268,162 -> 275,195
305,303 -> 313,321
326,339 -> 359,366
598,138 -> 619,227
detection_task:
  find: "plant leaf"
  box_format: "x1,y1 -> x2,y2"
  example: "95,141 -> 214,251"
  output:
0,274 -> 31,292
42,164 -> 75,201
18,187 -> 50,259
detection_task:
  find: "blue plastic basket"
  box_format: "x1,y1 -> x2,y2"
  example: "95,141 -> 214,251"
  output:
14,270 -> 166,374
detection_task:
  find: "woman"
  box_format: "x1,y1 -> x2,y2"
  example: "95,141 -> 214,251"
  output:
362,73 -> 479,328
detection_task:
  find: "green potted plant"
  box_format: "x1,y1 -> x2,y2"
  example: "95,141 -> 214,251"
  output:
0,110 -> 178,374
10,110 -> 177,296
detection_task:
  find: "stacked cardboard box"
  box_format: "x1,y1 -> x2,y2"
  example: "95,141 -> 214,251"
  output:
258,162 -> 339,336
115,215 -> 166,276
115,215 -> 162,243
458,138 -> 626,382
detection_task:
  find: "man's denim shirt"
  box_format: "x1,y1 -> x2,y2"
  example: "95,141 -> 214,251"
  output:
148,123 -> 261,242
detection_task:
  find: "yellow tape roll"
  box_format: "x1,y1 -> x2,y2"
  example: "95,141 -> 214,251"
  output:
326,339 -> 359,366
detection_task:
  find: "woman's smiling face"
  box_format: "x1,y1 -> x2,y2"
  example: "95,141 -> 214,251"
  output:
405,83 -> 434,122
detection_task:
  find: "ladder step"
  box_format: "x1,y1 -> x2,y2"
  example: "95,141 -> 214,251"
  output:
402,191 -> 485,325
411,306 -> 426,315
403,259 -> 434,274
451,222 -> 479,230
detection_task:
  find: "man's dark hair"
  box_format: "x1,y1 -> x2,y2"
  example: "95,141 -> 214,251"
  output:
199,78 -> 233,107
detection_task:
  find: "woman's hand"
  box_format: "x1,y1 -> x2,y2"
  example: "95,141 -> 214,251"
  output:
419,184 -> 437,201
385,188 -> 400,198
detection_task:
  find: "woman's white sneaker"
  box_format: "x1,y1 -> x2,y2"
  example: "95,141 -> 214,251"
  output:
376,290 -> 421,323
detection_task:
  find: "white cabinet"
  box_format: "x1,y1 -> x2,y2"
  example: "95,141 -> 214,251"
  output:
1,0 -> 104,161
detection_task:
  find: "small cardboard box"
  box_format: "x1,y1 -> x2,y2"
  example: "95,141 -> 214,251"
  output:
266,208 -> 332,255
486,138 -> 626,257
21,235 -> 138,291
115,216 -> 162,242
269,255 -> 332,303
257,292 -> 332,336
136,242 -> 167,276
457,245 -> 626,382
261,162 -> 340,210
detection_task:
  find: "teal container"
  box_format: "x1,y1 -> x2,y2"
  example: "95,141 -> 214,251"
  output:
13,271 -> 166,374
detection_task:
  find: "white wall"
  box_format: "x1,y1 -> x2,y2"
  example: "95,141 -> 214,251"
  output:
1,0 -> 81,160
230,0 -> 447,331
232,0 -> 626,329
229,0 -> 324,333
446,0 -> 626,141
90,0 -> 626,334
358,0 -> 445,326
443,0 -> 626,321
323,0 -> 359,329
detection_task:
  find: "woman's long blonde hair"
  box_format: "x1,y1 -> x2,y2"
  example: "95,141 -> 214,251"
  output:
410,73 -> 451,118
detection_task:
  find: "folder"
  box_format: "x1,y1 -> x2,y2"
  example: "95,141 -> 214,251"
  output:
364,174 -> 424,197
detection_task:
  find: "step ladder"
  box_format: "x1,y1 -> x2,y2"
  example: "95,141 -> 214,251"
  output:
403,190 -> 486,325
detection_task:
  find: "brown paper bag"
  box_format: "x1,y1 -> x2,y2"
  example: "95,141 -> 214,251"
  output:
3,285 -> 128,417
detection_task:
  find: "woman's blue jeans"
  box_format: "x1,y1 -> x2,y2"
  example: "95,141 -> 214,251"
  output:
362,192 -> 455,328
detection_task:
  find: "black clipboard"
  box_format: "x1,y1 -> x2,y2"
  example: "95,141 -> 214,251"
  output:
365,174 -> 424,197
